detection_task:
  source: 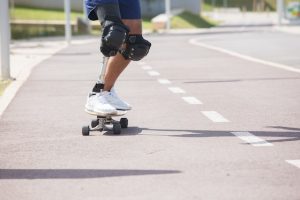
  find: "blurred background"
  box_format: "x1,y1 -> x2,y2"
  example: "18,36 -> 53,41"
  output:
1,0 -> 299,89
7,0 -> 300,39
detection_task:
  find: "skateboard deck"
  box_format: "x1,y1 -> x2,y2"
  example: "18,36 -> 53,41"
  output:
85,109 -> 127,117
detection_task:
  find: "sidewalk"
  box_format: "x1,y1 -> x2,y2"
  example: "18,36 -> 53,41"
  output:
203,11 -> 279,26
274,24 -> 300,35
0,36 -> 98,116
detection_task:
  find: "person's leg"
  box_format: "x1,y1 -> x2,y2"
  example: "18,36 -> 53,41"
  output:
103,19 -> 142,91
85,2 -> 126,114
86,0 -> 150,112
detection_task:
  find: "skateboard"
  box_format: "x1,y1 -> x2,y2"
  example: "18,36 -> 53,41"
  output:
82,56 -> 129,136
82,109 -> 128,136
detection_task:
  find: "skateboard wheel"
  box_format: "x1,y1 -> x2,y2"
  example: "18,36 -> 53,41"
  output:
91,119 -> 99,128
120,118 -> 128,128
82,126 -> 90,136
113,123 -> 121,135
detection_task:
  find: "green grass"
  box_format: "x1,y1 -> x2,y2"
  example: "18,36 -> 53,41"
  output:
10,6 -> 83,21
0,80 -> 11,96
10,6 -> 218,39
203,3 -> 215,11
10,6 -> 85,39
202,0 -> 276,11
11,25 -> 68,39
142,18 -> 153,30
171,11 -> 218,29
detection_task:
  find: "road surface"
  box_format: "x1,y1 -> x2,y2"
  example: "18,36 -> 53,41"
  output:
0,28 -> 299,199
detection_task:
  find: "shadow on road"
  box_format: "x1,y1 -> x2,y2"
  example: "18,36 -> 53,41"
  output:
268,126 -> 300,131
138,127 -> 300,144
102,126 -> 142,136
99,126 -> 300,144
0,169 -> 181,180
183,77 -> 300,84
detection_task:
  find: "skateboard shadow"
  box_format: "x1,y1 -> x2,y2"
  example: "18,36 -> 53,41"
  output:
183,77 -> 300,84
139,126 -> 300,144
102,126 -> 143,136
0,169 -> 181,180
90,126 -> 300,143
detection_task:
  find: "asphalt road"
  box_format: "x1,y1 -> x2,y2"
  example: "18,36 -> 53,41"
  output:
0,28 -> 299,200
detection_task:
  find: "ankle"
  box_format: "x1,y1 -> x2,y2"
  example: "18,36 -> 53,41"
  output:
103,85 -> 114,92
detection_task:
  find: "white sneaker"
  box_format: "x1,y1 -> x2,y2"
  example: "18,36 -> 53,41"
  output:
85,92 -> 117,115
109,88 -> 132,110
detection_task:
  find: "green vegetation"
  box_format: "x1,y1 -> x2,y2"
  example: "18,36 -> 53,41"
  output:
10,6 -> 153,39
202,0 -> 276,11
171,11 -> 218,29
203,3 -> 214,12
142,18 -> 153,30
9,6 -> 218,39
0,79 -> 11,96
10,6 -> 83,21
11,25 -> 68,39
10,6 -> 84,39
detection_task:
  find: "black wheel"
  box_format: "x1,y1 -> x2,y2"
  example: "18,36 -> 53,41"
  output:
113,123 -> 121,135
91,119 -> 99,128
82,126 -> 90,136
120,118 -> 128,128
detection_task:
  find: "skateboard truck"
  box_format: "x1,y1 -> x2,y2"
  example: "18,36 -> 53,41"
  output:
82,116 -> 128,136
82,57 -> 129,136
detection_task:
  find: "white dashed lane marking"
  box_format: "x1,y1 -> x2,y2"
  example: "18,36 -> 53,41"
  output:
148,71 -> 160,76
138,61 -> 146,65
231,132 -> 273,147
168,87 -> 186,94
202,111 -> 229,123
158,79 -> 171,84
286,160 -> 300,169
182,97 -> 202,104
142,65 -> 152,70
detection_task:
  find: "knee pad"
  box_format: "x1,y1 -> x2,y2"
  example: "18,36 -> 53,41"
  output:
120,35 -> 151,61
101,16 -> 129,57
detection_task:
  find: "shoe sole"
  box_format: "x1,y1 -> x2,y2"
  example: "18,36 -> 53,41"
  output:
85,109 -> 127,117
116,108 -> 132,111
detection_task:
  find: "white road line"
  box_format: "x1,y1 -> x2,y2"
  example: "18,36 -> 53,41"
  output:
158,79 -> 171,84
148,71 -> 160,76
138,61 -> 146,65
286,160 -> 300,169
189,38 -> 300,74
182,97 -> 202,104
142,65 -> 152,70
231,132 -> 273,147
202,111 -> 229,123
168,87 -> 186,94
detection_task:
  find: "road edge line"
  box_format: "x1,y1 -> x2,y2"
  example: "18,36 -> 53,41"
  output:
189,38 -> 300,74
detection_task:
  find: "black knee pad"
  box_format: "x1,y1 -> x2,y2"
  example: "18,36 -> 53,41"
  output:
101,16 -> 129,57
120,35 -> 151,61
